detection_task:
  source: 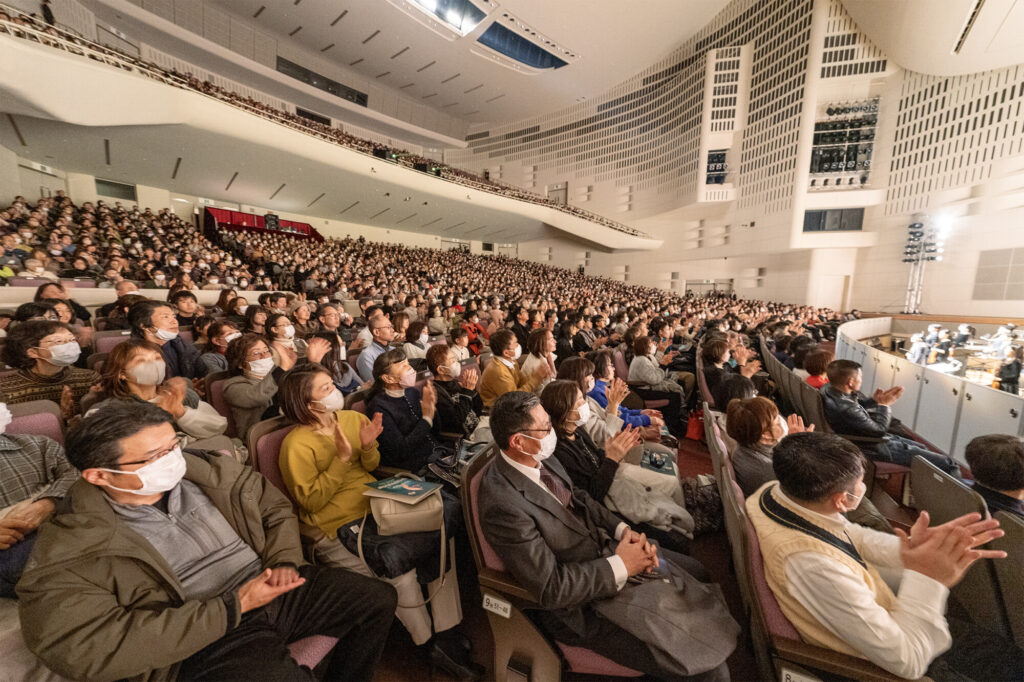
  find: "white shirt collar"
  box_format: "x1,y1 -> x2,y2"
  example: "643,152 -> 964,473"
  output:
500,449 -> 543,486
497,356 -> 516,369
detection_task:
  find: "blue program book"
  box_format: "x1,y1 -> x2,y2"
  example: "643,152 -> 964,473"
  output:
363,476 -> 442,504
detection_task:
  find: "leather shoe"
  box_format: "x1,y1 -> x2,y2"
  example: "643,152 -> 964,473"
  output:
430,638 -> 484,681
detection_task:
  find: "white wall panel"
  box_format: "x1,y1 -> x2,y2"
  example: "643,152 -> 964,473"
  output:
952,385 -> 1024,464
914,370 -> 963,454
889,355 -> 925,429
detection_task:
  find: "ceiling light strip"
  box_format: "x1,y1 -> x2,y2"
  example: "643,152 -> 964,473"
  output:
330,11 -> 348,26
339,201 -> 360,214
5,115 -> 26,146
363,30 -> 380,44
307,192 -> 325,207
391,46 -> 409,59
416,60 -> 436,72
269,183 -> 286,200
369,207 -> 390,219
224,171 -> 238,191
171,157 -> 182,179
953,0 -> 987,54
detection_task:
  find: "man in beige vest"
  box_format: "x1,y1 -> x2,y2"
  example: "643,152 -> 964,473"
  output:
746,432 -> 1020,680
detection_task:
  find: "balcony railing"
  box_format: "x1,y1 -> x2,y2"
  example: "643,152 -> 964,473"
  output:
0,7 -> 650,239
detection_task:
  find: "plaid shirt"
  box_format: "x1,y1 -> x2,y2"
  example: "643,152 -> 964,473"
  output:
0,433 -> 77,510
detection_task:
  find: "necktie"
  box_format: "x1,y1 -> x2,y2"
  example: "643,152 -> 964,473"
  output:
538,465 -> 572,508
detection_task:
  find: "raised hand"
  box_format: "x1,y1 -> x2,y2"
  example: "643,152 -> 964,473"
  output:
606,377 -> 630,409
897,515 -> 1006,588
785,414 -> 814,434
459,366 -> 479,391
332,418 -> 353,462
305,337 -> 332,364
360,412 -> 383,449
421,380 -> 437,418
605,426 -> 642,462
740,360 -> 761,378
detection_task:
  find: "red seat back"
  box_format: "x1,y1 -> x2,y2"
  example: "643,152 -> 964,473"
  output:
8,401 -> 64,444
207,374 -> 238,438
468,459 -> 508,571
745,513 -> 801,639
613,350 -> 630,382
253,422 -> 297,499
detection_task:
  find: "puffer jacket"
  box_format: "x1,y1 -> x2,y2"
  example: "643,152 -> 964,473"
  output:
17,450 -> 306,682
819,384 -> 890,440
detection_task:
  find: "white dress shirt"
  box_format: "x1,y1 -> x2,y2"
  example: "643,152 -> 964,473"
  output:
499,450 -> 629,589
775,488 -> 952,679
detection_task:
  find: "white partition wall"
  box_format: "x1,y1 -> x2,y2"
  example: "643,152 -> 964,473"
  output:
837,316 -> 1024,463
954,387 -> 1024,463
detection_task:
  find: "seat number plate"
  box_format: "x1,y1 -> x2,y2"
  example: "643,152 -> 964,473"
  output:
482,593 -> 511,618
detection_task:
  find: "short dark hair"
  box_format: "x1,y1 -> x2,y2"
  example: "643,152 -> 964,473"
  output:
3,319 -> 70,369
128,299 -> 172,336
491,391 -> 542,450
772,432 -> 864,502
170,290 -> 197,305
712,373 -> 756,410
588,349 -> 614,380
826,359 -> 861,385
965,434 -> 1024,491
13,301 -> 57,323
490,329 -> 516,355
268,292 -> 287,306
65,401 -> 174,471
33,281 -> 65,302
278,362 -> 330,426
702,338 -> 729,365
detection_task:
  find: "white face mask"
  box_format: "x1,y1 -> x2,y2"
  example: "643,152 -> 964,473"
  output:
0,403 -> 11,435
511,344 -> 523,360
41,340 -> 81,367
237,305 -> 248,314
128,360 -> 166,386
281,324 -> 295,339
448,361 -> 462,378
521,429 -> 557,463
419,333 -> 429,345
154,328 -> 178,341
573,401 -> 592,426
248,357 -> 275,377
315,388 -> 345,413
99,447 -> 187,496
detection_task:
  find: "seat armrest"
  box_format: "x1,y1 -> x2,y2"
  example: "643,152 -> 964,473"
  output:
837,433 -> 886,445
478,567 -> 542,604
772,636 -> 920,682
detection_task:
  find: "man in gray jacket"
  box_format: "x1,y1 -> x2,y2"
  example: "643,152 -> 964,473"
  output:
479,391 -> 727,681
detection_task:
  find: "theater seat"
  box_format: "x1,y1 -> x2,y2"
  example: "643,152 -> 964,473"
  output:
94,330 -> 133,355
910,456 -> 1010,637
7,400 -> 64,444
614,349 -> 670,412
460,446 -> 642,680
990,511 -> 1024,647
204,371 -> 237,438
247,415 -> 341,669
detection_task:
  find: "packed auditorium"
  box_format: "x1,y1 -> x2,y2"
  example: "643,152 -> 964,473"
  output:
1,0 -> 1023,681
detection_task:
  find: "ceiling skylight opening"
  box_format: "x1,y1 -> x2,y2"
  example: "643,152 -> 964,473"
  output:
410,0 -> 486,35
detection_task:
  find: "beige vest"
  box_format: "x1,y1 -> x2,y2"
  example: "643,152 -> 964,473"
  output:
746,482 -> 896,657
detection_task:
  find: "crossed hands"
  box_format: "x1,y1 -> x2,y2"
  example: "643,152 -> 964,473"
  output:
615,530 -> 660,576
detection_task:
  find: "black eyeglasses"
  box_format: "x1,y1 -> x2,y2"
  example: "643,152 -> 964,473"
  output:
114,437 -> 182,469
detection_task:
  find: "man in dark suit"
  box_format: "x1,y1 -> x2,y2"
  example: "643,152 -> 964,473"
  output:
479,391 -> 727,681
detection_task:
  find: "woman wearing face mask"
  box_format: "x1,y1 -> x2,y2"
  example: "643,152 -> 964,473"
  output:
225,297 -> 249,327
198,321 -> 241,376
478,330 -> 550,409
91,339 -> 227,441
426,305 -> 446,338
726,397 -> 814,497
401,321 -> 431,363
222,335 -> 285,441
365,350 -> 440,472
425,344 -> 483,440
540,381 -> 695,554
265,313 -> 307,368
0,320 -> 98,421
278,365 -> 478,679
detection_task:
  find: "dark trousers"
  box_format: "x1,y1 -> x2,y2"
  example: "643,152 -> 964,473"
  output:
177,565 -> 397,681
928,616 -> 1024,682
0,530 -> 37,598
632,387 -> 684,437
876,435 -> 961,475
536,550 -> 725,682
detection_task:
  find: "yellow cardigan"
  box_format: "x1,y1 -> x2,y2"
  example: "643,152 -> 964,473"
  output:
279,410 -> 381,537
479,357 -> 541,408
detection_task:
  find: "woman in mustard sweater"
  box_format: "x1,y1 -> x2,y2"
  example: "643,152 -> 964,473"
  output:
278,363 -> 479,679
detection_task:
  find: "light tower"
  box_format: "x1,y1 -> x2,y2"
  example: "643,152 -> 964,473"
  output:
902,214 -> 949,314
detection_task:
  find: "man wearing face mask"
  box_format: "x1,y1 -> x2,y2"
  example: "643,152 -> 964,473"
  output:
747,432 -> 1022,680
0,320 -> 98,420
480,392 -> 734,681
17,402 -> 396,681
129,300 -> 204,381
479,330 -> 549,409
0,402 -> 77,598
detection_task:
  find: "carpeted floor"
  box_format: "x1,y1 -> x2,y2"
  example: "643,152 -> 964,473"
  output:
373,436 -> 760,681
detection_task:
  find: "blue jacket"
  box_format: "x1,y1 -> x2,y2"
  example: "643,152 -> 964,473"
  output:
588,379 -> 651,428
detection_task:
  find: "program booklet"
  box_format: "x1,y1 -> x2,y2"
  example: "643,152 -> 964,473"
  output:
364,476 -> 442,504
